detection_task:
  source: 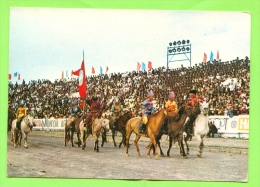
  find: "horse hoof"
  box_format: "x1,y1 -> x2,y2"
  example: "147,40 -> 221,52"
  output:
147,155 -> 151,158
197,154 -> 202,158
155,155 -> 160,159
184,156 -> 188,159
126,153 -> 129,157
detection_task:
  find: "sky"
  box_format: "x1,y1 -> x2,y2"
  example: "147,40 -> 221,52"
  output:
9,8 -> 251,83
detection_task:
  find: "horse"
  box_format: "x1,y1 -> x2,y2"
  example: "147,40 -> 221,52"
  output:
192,101 -> 209,158
151,105 -> 193,158
80,117 -> 110,152
64,115 -> 83,147
11,115 -> 35,148
104,110 -> 136,148
8,108 -> 16,132
125,107 -> 176,158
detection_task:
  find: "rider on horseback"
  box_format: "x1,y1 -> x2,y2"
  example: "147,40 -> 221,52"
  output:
111,98 -> 123,128
84,96 -> 103,133
184,89 -> 202,136
70,100 -> 81,129
161,91 -> 179,134
16,100 -> 26,130
139,90 -> 155,134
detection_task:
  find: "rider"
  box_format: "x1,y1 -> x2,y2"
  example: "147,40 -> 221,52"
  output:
16,100 -> 27,130
84,96 -> 103,130
111,98 -> 123,127
161,91 -> 179,134
70,100 -> 81,128
184,89 -> 201,136
139,90 -> 155,134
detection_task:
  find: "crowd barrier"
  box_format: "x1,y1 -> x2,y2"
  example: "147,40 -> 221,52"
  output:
32,115 -> 249,138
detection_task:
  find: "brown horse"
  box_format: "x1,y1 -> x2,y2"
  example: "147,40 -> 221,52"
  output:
8,108 -> 16,132
103,111 -> 136,148
125,108 -> 175,158
182,102 -> 201,155
64,115 -> 83,147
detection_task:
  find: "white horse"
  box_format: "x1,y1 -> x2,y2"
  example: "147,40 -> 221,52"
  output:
193,101 -> 209,158
80,118 -> 110,152
11,115 -> 35,148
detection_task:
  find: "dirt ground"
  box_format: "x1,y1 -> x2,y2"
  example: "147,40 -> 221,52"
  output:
7,131 -> 248,181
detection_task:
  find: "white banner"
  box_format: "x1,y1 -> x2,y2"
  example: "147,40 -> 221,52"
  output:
208,115 -> 249,138
32,115 -> 249,138
33,118 -> 67,131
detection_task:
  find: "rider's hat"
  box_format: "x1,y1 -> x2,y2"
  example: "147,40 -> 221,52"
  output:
92,96 -> 98,101
168,91 -> 175,99
189,89 -> 197,94
147,90 -> 154,97
19,100 -> 25,106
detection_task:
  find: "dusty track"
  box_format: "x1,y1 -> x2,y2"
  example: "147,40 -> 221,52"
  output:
7,131 -> 248,181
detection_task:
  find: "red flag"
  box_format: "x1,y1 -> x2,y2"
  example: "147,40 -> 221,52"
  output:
72,60 -> 87,99
137,62 -> 141,71
106,66 -> 109,73
148,61 -> 152,70
92,67 -> 95,74
18,74 -> 20,80
61,71 -> 64,79
8,74 -> 11,80
216,50 -> 219,60
203,53 -> 207,63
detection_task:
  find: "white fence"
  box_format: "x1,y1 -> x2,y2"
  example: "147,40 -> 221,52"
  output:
32,115 -> 249,138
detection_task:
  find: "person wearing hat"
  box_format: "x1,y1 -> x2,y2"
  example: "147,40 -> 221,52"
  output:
111,98 -> 123,126
139,90 -> 155,134
16,100 -> 27,130
184,89 -> 201,137
84,96 -> 103,129
161,91 -> 179,134
69,100 -> 81,128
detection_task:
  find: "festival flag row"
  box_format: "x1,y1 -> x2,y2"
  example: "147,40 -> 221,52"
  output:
61,66 -> 109,78
8,72 -> 20,81
203,50 -> 220,63
136,61 -> 153,71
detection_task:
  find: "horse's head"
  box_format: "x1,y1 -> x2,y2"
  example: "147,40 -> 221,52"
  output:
101,119 -> 110,131
183,105 -> 193,117
24,115 -> 36,130
199,101 -> 209,116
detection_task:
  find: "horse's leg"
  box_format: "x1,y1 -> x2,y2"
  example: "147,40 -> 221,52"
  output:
112,129 -> 117,147
125,127 -> 132,156
184,134 -> 191,155
167,136 -> 173,157
81,129 -> 87,150
64,129 -> 67,146
134,135 -> 141,156
11,128 -> 14,143
198,135 -> 205,158
13,128 -> 17,148
18,130 -> 22,146
179,133 -> 188,159
70,129 -> 74,147
23,131 -> 28,148
149,136 -> 159,158
77,131 -> 81,147
156,134 -> 164,156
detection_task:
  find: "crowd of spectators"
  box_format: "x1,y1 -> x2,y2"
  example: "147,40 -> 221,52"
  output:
8,57 -> 250,119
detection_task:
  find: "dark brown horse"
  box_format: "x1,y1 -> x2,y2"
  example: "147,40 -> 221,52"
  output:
125,108 -> 176,158
102,111 -> 136,148
150,105 -> 192,158
8,108 -> 16,132
182,102 -> 201,155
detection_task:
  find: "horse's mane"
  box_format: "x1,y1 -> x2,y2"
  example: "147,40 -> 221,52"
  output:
178,106 -> 185,115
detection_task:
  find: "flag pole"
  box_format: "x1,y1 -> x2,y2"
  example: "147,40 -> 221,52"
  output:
83,50 -> 87,122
